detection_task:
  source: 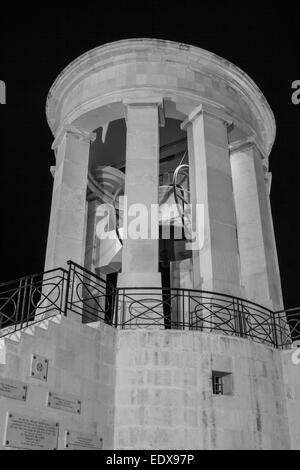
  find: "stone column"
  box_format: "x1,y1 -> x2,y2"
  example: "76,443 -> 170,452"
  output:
230,138 -> 283,311
117,98 -> 163,327
81,197 -> 106,323
181,105 -> 242,298
40,126 -> 95,321
170,258 -> 193,327
44,125 -> 96,271
84,198 -> 99,273
117,98 -> 163,289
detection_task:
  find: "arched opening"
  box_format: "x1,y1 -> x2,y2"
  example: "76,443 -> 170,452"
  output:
83,112 -> 194,324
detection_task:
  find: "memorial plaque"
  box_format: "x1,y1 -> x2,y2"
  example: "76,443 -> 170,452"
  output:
4,412 -> 59,450
0,377 -> 28,401
47,391 -> 81,414
30,354 -> 49,381
65,430 -> 103,450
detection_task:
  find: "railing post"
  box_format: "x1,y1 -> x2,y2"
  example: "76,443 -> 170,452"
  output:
240,299 -> 248,339
232,297 -> 238,337
64,261 -> 72,317
114,288 -> 119,328
235,298 -> 244,339
15,279 -> 23,331
122,289 -> 125,327
20,277 -> 27,332
26,276 -> 34,327
188,290 -> 191,330
60,270 -> 67,315
181,289 -> 186,330
272,311 -> 279,348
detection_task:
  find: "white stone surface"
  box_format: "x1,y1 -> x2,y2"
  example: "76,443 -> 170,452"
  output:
20,39 -> 295,451
230,142 -> 283,310
45,128 -> 95,270
0,315 -> 117,450
182,107 -> 242,297
119,100 -> 162,281
113,329 -> 291,449
281,349 -> 300,449
0,313 -> 298,450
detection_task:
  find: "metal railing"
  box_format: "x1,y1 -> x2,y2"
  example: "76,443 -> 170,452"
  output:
1,260 -> 299,349
65,261 -> 300,349
0,268 -> 68,338
65,261 -> 116,323
274,306 -> 300,348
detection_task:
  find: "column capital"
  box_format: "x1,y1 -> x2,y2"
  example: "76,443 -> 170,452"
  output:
229,135 -> 268,161
122,97 -> 165,127
181,104 -> 232,131
51,124 -> 96,150
122,96 -> 163,107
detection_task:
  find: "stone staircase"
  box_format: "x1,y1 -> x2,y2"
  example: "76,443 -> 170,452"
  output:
0,312 -> 62,369
0,306 -> 116,450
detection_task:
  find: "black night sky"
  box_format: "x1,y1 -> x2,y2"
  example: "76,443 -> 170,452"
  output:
1,3 -> 299,310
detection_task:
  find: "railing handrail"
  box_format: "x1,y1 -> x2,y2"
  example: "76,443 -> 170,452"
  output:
274,306 -> 300,315
0,266 -> 68,339
1,260 -> 300,349
115,286 -> 275,314
67,260 -> 109,286
2,266 -> 288,321
65,261 -> 300,349
0,267 -> 68,289
67,260 -> 277,315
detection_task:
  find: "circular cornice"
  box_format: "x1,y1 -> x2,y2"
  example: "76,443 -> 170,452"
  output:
46,38 -> 276,155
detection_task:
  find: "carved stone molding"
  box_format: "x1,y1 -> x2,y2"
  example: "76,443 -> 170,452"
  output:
181,103 -> 232,131
229,136 -> 268,162
51,124 -> 96,150
122,97 -> 165,127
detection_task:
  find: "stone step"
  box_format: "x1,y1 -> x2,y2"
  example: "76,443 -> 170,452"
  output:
49,314 -> 62,324
36,319 -> 50,330
22,325 -> 36,336
0,325 -> 18,337
0,339 -> 6,364
6,331 -> 21,342
0,313 -> 63,365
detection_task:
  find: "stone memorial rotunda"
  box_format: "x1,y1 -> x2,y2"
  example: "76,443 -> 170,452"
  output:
0,39 -> 299,450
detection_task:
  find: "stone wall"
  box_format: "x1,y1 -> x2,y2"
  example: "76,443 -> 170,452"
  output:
0,315 -> 116,450
281,348 -> 300,449
1,318 -> 298,450
114,330 -> 291,449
